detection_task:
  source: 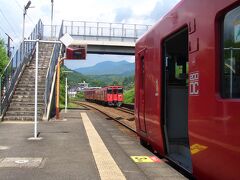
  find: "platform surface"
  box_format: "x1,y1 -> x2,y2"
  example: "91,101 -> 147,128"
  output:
0,107 -> 187,180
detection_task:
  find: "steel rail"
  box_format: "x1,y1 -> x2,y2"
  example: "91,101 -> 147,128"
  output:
74,101 -> 136,133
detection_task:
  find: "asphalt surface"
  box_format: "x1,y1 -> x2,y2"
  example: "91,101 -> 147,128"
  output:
0,107 -> 187,180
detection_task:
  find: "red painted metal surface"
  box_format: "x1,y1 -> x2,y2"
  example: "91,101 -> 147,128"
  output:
66,45 -> 86,60
135,0 -> 240,179
84,86 -> 124,106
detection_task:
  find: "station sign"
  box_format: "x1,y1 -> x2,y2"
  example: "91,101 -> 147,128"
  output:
66,45 -> 87,60
60,33 -> 87,60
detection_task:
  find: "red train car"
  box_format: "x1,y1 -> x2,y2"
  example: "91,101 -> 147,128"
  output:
135,0 -> 240,179
84,89 -> 96,101
84,86 -> 124,106
95,86 -> 113,105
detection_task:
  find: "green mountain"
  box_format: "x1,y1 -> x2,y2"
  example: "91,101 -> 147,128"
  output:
63,64 -> 135,91
74,60 -> 134,75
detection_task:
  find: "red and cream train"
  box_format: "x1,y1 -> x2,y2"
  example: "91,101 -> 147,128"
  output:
84,86 -> 124,107
135,0 -> 240,179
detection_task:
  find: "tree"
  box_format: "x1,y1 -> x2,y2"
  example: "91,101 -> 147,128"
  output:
0,39 -> 9,75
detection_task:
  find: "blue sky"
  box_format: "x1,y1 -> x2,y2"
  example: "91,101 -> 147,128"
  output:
64,54 -> 135,69
0,0 -> 180,69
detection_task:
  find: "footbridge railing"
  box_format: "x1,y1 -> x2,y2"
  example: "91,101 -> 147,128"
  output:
43,21 -> 64,120
43,20 -> 151,42
0,20 -> 43,118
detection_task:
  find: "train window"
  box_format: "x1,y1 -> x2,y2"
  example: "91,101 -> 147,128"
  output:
166,55 -> 188,85
118,88 -> 123,94
175,59 -> 188,81
107,88 -> 112,94
222,6 -> 240,98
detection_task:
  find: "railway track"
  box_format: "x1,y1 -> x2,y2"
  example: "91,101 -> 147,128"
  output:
115,107 -> 134,115
73,101 -> 136,132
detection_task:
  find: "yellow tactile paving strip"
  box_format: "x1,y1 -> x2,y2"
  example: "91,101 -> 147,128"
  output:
81,112 -> 126,180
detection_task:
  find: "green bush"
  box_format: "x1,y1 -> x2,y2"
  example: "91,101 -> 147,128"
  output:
0,39 -> 9,75
123,87 -> 135,104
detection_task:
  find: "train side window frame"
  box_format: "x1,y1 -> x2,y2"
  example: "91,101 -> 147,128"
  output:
221,5 -> 240,98
141,56 -> 145,89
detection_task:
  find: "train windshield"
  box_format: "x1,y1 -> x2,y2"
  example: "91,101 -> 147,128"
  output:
113,89 -> 117,94
118,88 -> 123,94
222,6 -> 240,98
107,88 -> 112,94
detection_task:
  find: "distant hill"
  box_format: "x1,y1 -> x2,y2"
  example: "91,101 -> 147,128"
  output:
74,60 -> 135,75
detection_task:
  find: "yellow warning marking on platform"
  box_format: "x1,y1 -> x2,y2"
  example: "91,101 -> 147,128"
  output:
131,156 -> 154,163
190,144 -> 208,155
81,112 -> 126,180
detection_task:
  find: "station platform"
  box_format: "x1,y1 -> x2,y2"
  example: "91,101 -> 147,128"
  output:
0,107 -> 187,180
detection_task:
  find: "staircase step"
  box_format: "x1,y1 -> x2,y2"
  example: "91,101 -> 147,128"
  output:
12,95 -> 44,99
22,73 -> 47,76
17,84 -> 45,88
29,61 -> 50,64
6,111 -> 42,116
10,103 -> 44,107
4,116 -> 42,121
18,81 -> 45,85
16,87 -> 45,91
28,66 -> 49,68
21,75 -> 46,79
24,68 -> 48,70
11,98 -> 44,103
31,57 -> 51,60
24,73 -> 48,75
14,91 -> 45,95
24,70 -> 47,73
19,76 -> 46,79
8,106 -> 43,112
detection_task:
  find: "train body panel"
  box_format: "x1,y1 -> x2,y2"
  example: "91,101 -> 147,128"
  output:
135,0 -> 240,179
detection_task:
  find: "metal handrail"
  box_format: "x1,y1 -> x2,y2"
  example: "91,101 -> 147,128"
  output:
63,19 -> 152,27
0,20 -> 44,117
43,20 -> 64,118
44,43 -> 62,115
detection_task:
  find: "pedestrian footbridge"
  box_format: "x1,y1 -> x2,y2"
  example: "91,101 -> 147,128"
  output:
47,20 -> 151,55
0,19 -> 151,121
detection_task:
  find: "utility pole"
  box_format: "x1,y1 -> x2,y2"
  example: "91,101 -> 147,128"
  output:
56,57 -> 65,119
65,77 -> 68,113
22,1 -> 32,42
51,0 -> 54,38
5,33 -> 13,58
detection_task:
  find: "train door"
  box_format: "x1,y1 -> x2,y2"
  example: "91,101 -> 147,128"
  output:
113,88 -> 118,105
162,27 -> 192,172
138,55 -> 146,132
117,87 -> 123,107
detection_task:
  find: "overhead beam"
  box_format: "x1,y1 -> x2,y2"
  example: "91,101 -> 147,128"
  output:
72,40 -> 135,55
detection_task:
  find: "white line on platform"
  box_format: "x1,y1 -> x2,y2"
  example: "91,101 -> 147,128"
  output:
2,121 -> 35,124
81,112 -> 126,180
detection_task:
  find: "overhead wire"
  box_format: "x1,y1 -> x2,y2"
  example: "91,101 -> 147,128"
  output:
0,25 -> 6,34
0,8 -> 19,38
